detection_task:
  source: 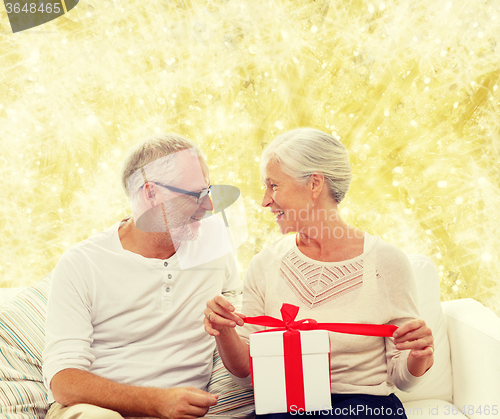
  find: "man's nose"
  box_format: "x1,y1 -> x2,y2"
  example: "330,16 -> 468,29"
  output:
200,195 -> 214,212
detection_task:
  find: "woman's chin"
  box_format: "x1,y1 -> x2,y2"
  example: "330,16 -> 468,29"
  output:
278,223 -> 298,235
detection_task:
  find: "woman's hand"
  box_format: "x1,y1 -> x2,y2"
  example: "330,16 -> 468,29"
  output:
393,319 -> 434,377
204,295 -> 246,337
204,296 -> 250,378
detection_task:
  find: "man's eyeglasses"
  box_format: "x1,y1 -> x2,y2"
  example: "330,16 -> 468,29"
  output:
154,183 -> 212,204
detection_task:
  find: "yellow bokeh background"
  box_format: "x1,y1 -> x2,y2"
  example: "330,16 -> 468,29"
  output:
1,0 -> 499,315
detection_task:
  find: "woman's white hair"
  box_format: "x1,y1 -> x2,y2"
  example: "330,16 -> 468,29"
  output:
121,133 -> 204,206
260,128 -> 352,203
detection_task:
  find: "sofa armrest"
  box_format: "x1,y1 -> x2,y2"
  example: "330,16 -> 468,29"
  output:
442,299 -> 500,419
0,287 -> 25,305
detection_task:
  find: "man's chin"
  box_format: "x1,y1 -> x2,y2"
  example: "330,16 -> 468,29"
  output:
188,217 -> 202,228
171,223 -> 201,244
187,221 -> 202,239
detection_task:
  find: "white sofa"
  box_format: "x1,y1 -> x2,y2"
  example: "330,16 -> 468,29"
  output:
0,254 -> 499,419
394,255 -> 500,419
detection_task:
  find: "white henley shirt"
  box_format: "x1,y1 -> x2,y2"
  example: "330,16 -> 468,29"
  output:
43,216 -> 240,402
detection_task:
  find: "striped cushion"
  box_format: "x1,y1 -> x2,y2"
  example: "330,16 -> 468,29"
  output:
207,292 -> 255,416
207,349 -> 254,416
0,274 -> 51,419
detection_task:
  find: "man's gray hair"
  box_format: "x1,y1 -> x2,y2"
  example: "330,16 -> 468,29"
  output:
121,133 -> 204,201
260,128 -> 352,204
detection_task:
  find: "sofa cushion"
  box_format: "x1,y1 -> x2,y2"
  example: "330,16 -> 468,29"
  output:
443,299 -> 500,419
207,350 -> 254,416
0,288 -> 24,305
0,274 -> 51,419
396,255 -> 453,404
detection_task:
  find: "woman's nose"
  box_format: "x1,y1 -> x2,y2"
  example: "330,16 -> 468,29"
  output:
261,189 -> 273,207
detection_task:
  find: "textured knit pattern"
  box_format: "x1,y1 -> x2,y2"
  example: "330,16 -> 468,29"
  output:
280,251 -> 378,308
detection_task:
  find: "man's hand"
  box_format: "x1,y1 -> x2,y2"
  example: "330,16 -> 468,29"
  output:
204,295 -> 245,337
156,387 -> 218,419
393,319 -> 434,377
50,369 -> 217,419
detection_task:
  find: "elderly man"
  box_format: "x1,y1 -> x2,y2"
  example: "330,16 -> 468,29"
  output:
43,134 -> 240,419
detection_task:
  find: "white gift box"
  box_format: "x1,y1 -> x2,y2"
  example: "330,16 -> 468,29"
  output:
249,329 -> 332,415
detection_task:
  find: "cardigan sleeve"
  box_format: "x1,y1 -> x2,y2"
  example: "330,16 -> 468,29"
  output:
237,252 -> 268,344
378,243 -> 426,392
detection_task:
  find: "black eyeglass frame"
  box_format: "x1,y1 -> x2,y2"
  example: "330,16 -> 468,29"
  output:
153,182 -> 212,204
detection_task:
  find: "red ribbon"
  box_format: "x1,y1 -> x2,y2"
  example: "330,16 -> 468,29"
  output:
245,303 -> 398,412
244,303 -> 398,336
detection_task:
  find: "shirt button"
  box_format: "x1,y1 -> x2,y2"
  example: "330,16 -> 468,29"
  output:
164,262 -> 168,267
166,287 -> 171,293
168,274 -> 172,279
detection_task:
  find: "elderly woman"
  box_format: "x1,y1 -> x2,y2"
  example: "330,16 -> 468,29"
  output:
205,128 -> 434,419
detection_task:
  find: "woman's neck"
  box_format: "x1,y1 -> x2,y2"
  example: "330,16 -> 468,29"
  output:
295,209 -> 365,262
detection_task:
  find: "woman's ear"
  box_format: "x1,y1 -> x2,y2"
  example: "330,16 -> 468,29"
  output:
143,182 -> 157,207
309,173 -> 325,201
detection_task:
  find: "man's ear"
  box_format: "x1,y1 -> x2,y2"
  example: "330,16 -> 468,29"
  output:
143,182 -> 157,206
